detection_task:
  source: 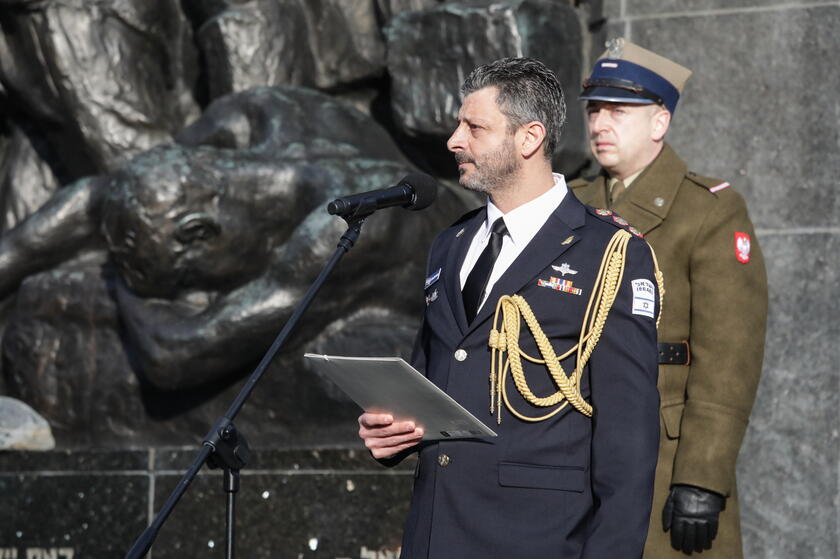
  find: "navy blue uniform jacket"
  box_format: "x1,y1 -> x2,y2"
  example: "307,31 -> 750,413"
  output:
393,192 -> 660,559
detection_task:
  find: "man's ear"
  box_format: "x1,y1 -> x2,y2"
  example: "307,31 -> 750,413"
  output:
651,108 -> 672,142
520,121 -> 547,159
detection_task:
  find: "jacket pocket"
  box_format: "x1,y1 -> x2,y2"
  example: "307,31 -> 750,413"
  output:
661,402 -> 685,439
498,462 -> 585,492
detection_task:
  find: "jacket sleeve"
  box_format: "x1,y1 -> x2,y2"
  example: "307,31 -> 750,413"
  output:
581,235 -> 661,559
671,190 -> 768,495
374,236 -> 438,469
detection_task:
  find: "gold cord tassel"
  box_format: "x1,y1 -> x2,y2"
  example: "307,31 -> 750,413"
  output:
487,229 -> 663,424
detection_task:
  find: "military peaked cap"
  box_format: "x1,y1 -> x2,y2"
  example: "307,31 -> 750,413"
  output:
579,38 -> 692,114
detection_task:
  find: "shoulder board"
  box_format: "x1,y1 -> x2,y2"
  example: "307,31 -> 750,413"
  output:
449,207 -> 482,228
686,171 -> 731,194
585,206 -> 645,238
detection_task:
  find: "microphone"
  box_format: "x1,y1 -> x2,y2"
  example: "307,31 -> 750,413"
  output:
327,173 -> 438,217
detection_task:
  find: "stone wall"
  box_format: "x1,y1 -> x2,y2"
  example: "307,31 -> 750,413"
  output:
601,1 -> 840,557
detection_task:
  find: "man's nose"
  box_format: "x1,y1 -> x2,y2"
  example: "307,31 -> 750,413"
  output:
589,109 -> 609,133
447,124 -> 466,152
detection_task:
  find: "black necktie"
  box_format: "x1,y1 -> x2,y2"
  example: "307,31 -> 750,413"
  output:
462,217 -> 508,323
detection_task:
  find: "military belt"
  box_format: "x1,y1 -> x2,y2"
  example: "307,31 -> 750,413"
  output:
658,341 -> 690,365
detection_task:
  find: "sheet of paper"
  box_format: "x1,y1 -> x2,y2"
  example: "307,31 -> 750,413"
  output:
304,354 -> 497,440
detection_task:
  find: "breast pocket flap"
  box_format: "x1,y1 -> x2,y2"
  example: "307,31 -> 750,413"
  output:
498,462 -> 585,492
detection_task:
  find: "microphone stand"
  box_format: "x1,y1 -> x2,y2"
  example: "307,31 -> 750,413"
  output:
124,203 -> 376,559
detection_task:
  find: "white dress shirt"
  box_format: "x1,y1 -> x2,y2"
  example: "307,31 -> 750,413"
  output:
459,173 -> 568,313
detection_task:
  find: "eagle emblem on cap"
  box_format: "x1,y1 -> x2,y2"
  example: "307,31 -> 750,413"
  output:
606,37 -> 625,59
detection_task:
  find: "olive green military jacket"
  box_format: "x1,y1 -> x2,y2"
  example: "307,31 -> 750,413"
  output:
570,143 -> 768,499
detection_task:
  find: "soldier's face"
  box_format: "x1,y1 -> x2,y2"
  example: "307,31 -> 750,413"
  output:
586,101 -> 669,179
447,86 -> 521,193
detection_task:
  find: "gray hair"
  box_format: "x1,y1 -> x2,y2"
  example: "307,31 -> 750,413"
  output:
461,57 -> 566,157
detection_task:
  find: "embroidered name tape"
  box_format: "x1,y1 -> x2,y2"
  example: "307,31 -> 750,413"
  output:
631,279 -> 655,318
425,268 -> 441,289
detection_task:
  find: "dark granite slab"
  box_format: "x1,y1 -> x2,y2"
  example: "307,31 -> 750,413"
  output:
151,466 -> 413,558
0,473 -> 148,558
155,446 -> 415,473
0,449 -> 149,472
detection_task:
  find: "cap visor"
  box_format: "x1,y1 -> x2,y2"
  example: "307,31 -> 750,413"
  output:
578,86 -> 655,105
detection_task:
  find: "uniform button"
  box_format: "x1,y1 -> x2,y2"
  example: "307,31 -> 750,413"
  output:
653,196 -> 665,207
454,349 -> 467,361
438,454 -> 451,467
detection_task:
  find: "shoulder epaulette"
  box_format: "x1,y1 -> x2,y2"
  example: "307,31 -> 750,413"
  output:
686,171 -> 731,194
585,206 -> 645,238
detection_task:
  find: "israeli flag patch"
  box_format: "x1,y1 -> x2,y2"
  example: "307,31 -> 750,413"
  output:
631,279 -> 656,318
425,268 -> 441,289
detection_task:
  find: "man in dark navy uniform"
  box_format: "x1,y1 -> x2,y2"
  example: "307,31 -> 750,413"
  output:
358,57 -> 661,559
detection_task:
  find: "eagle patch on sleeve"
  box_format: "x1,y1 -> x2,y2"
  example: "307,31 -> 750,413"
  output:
735,232 -> 751,263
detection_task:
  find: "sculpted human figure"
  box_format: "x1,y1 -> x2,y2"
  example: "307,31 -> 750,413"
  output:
0,87 -> 464,399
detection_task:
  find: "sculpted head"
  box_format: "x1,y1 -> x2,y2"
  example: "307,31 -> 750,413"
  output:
101,145 -> 276,297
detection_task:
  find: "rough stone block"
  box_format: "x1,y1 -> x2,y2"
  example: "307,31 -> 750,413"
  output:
622,0 -> 817,17
197,0 -> 386,98
0,0 -> 199,174
385,0 -> 587,172
0,125 -> 59,234
376,0 -> 445,23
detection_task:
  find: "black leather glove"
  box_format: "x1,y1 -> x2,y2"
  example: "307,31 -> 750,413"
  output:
662,484 -> 726,554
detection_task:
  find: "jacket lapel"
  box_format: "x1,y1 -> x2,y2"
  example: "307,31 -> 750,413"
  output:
464,193 -> 586,338
612,143 -> 687,234
444,208 -> 486,334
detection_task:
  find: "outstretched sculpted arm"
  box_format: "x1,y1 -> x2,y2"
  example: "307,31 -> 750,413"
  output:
0,176 -> 105,296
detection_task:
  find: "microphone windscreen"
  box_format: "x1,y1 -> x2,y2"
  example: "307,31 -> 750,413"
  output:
403,172 -> 438,211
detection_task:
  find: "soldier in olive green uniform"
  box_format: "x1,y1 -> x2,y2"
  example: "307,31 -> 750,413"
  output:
569,39 -> 768,558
